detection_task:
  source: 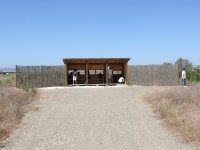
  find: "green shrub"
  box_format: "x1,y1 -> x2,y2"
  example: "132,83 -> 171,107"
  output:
30,85 -> 37,94
21,84 -> 37,93
186,71 -> 192,80
190,71 -> 200,82
21,84 -> 37,94
21,84 -> 30,92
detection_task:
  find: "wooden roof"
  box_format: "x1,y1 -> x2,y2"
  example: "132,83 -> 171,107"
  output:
63,58 -> 130,64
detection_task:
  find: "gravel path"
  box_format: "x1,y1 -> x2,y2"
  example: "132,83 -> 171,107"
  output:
2,86 -> 194,150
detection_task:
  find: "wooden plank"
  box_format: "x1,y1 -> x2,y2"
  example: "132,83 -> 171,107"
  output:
63,58 -> 130,64
88,64 -> 104,70
106,64 -> 108,85
68,64 -> 86,70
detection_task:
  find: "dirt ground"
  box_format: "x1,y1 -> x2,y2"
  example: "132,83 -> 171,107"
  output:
2,86 -> 195,150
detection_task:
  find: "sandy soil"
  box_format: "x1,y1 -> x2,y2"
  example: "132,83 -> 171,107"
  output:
2,86 -> 195,150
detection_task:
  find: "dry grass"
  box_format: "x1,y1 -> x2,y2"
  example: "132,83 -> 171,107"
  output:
144,85 -> 200,149
0,86 -> 38,148
0,74 -> 16,87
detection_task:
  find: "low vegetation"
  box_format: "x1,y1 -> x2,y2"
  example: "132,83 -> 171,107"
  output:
144,85 -> 200,149
0,74 -> 16,87
175,58 -> 200,83
189,70 -> 200,82
0,85 -> 38,147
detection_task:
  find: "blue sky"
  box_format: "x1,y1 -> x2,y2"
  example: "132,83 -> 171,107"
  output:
0,0 -> 200,67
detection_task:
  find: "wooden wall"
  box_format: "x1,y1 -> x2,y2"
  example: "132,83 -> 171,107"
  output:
16,65 -> 65,88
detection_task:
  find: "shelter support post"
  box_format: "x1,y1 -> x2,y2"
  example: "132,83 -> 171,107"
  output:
64,64 -> 68,86
124,62 -> 128,84
86,63 -> 88,85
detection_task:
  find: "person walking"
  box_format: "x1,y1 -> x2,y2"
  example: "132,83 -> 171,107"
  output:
182,68 -> 186,87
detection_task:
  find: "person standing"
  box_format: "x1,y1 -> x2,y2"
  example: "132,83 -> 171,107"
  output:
73,69 -> 78,85
182,68 -> 186,87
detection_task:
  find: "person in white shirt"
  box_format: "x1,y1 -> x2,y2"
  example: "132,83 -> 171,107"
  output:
182,68 -> 186,86
118,77 -> 125,84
